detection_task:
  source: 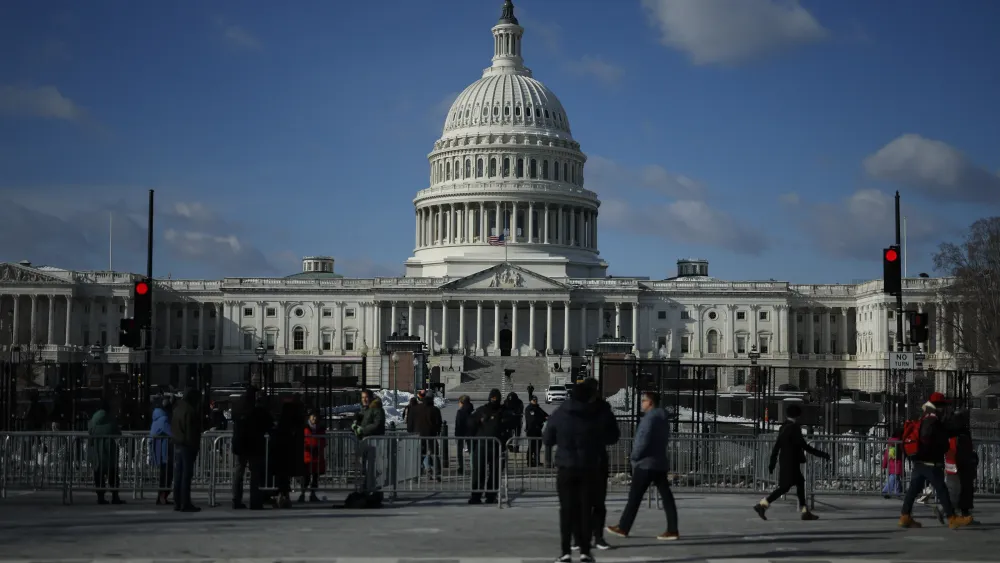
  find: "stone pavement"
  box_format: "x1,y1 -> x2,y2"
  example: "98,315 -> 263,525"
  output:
0,491 -> 997,562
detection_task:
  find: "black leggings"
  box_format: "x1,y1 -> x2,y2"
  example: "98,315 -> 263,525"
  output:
766,471 -> 806,508
557,467 -> 597,556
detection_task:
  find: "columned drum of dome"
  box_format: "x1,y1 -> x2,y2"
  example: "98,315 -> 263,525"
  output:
405,0 -> 607,279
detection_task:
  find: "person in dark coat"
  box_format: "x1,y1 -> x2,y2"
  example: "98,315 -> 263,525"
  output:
149,398 -> 174,505
270,400 -> 305,508
88,399 -> 124,505
543,381 -> 619,561
231,386 -> 272,509
209,400 -> 227,431
754,403 -> 829,521
404,397 -> 419,432
411,393 -> 443,479
468,389 -> 514,505
505,392 -> 525,446
171,387 -> 203,512
575,378 -> 618,551
523,395 -> 548,467
526,383 -> 535,401
953,413 -> 978,520
454,395 -> 474,475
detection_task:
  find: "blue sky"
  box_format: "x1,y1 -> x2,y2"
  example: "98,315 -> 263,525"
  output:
0,0 -> 997,283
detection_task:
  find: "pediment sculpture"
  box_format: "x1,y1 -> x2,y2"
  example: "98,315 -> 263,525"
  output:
489,266 -> 524,289
0,264 -> 53,284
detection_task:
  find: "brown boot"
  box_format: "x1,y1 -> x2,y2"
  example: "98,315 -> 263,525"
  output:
899,514 -> 922,528
948,514 -> 973,529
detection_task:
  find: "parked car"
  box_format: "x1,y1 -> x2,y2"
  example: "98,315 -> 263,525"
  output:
545,385 -> 567,404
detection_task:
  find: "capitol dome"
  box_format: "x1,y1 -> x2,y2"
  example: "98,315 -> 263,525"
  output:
405,0 -> 606,280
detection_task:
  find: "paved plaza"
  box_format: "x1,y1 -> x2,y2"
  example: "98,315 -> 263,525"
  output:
0,492 -> 997,562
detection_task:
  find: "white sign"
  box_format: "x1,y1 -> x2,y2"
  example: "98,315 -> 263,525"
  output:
888,351 -> 915,370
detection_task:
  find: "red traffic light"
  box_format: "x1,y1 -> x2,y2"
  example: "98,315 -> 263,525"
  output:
884,248 -> 899,262
134,282 -> 149,295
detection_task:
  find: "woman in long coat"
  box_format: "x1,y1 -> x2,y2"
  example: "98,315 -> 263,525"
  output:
88,399 -> 124,505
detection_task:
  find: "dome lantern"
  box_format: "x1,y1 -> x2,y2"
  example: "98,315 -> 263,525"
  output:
489,0 -> 527,75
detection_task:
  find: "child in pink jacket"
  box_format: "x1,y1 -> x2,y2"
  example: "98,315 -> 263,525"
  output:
881,434 -> 904,498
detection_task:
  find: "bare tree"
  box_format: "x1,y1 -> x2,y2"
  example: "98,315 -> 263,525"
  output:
933,217 -> 1000,370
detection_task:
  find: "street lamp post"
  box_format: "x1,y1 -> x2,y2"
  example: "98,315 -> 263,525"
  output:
359,340 -> 368,387
390,352 -> 400,409
255,343 -> 267,390
624,351 -> 637,430
747,344 -> 763,434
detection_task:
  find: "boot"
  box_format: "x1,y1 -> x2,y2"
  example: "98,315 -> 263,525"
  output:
297,492 -> 306,503
97,492 -> 109,505
800,506 -> 819,521
309,491 -> 320,503
753,499 -> 768,520
899,514 -> 922,528
155,492 -> 164,505
948,514 -> 973,529
110,492 -> 125,505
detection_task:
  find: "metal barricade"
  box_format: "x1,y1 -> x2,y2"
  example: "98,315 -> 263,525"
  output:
362,435 -> 504,507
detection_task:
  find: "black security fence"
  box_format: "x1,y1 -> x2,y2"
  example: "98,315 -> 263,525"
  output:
0,359 -> 367,432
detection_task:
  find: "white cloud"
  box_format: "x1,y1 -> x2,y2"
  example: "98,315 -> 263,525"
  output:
799,189 -> 941,260
864,134 -> 1000,204
221,23 -> 262,51
0,85 -> 86,121
565,56 -> 625,86
640,0 -> 828,65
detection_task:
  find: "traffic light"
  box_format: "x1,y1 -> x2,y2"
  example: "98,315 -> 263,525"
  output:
909,312 -> 929,344
882,246 -> 901,295
132,278 -> 152,327
119,317 -> 140,348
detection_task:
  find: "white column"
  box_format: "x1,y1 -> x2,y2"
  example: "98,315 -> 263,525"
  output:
935,301 -> 944,354
441,301 -> 449,353
840,308 -> 849,356
197,303 -> 205,350
46,296 -> 55,345
493,302 -> 500,355
458,301 -> 466,354
179,303 -> 188,350
543,204 -> 550,244
750,305 -> 759,352
631,302 -> 639,352
545,301 -> 553,354
63,297 -> 71,345
579,305 -> 587,352
570,208 -> 576,246
361,301 -> 369,351
10,295 -> 20,345
29,295 -> 37,345
597,305 -> 605,338
527,202 -> 534,243
777,305 -> 787,354
334,302 -> 343,354
789,307 -> 797,355
390,302 -> 397,336
821,309 -> 830,354
562,301 -> 571,355
415,209 -> 420,247
557,206 -> 564,244
614,303 -> 621,338
407,302 -> 415,336
511,202 -> 518,243
425,302 -> 432,347
216,302 -> 223,353
476,301 -> 483,355
593,211 -> 598,250
511,301 -> 518,355
528,301 -> 536,354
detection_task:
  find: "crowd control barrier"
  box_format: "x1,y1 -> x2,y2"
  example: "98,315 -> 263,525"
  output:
4,430 -> 1000,508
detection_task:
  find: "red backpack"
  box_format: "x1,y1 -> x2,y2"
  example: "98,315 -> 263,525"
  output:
902,414 -> 934,457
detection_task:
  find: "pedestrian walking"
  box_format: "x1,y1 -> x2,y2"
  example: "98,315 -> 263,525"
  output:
523,395 -> 548,467
468,389 -> 514,505
573,378 -> 618,551
149,398 -> 174,506
171,388 -> 204,512
299,409 -> 326,503
933,409 -> 977,523
88,399 -> 124,505
411,391 -> 443,480
881,432 -> 903,499
505,392 -> 525,452
754,403 -> 828,521
527,383 -> 535,401
606,392 -> 678,541
898,393 -> 972,529
231,386 -> 272,510
543,381 -> 620,563
455,395 -> 474,475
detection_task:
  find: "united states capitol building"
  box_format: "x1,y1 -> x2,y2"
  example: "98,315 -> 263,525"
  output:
0,1 -> 971,393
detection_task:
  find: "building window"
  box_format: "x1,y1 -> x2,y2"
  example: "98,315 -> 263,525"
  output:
529,159 -> 537,178
735,369 -> 746,386
680,310 -> 690,320
516,158 -> 524,178
100,331 -> 107,346
813,314 -> 819,323
554,161 -> 560,181
265,331 -> 276,351
266,307 -> 276,318
563,163 -> 568,182
542,160 -> 549,179
465,159 -> 471,177
502,157 -> 510,177
759,311 -> 768,321
209,308 -> 217,318
243,332 -> 253,350
82,330 -> 90,346
796,314 -> 802,322
101,305 -> 107,314
176,309 -> 183,319
706,330 -> 719,354
489,158 -> 497,177
680,336 -> 690,354
526,106 -> 531,117
476,158 -> 484,177
830,339 -> 838,354
813,339 -> 820,354
293,328 -> 305,351
830,314 -> 837,323
736,335 -> 746,354
322,332 -> 332,351
208,332 -> 216,350
193,309 -> 200,319
759,337 -> 769,354
796,339 -> 804,354
708,311 -> 717,320
734,311 -> 745,320
888,311 -> 894,319
657,336 -> 666,349
190,332 -> 199,349
322,308 -> 332,317
657,310 -> 666,320
243,307 -> 254,317
345,308 -> 356,318
345,333 -> 356,351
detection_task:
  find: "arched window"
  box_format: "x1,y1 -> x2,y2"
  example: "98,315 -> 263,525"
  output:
571,164 -> 576,184
541,160 -> 549,180
488,158 -> 497,177
706,330 -> 719,354
445,161 -> 451,180
515,106 -> 521,117
554,161 -> 560,181
563,163 -> 568,182
544,109 -> 550,119
465,159 -> 471,178
493,106 -> 499,117
516,158 -> 524,178
526,106 -> 532,118
502,157 -> 510,177
454,159 -> 460,178
529,159 -> 537,179
293,327 -> 305,351
504,106 -> 510,117
476,158 -> 484,178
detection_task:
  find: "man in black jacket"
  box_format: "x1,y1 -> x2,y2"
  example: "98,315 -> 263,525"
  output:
572,378 -> 618,551
411,392 -> 443,479
231,386 -> 273,509
523,395 -> 548,467
753,403 -> 829,521
468,389 -> 512,505
544,382 -> 620,562
171,387 -> 203,512
454,395 -> 474,475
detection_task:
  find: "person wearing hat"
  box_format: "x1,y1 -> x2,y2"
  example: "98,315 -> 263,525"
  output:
899,392 -> 972,529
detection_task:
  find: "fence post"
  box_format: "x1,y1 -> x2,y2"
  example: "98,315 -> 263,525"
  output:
440,421 -> 450,469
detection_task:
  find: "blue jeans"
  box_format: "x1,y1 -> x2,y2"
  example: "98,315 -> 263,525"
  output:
902,463 -> 953,517
173,445 -> 198,509
882,473 -> 902,496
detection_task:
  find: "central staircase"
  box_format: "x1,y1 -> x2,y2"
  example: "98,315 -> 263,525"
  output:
450,356 -> 550,401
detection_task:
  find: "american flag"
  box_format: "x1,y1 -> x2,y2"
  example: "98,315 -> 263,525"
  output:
488,232 -> 506,246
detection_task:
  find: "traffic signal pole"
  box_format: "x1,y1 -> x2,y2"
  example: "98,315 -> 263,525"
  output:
895,191 -> 904,352
144,190 -> 154,417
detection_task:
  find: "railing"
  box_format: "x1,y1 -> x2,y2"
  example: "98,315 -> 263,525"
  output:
3,431 -> 998,509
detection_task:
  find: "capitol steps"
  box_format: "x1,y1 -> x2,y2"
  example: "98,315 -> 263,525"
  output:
449,356 -> 550,400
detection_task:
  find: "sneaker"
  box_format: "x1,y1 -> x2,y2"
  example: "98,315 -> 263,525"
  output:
753,503 -> 768,520
555,555 -> 571,563
656,532 -> 680,541
605,525 -> 628,538
948,515 -> 973,529
801,511 -> 819,521
899,514 -> 922,528
594,538 -> 611,550
580,555 -> 595,563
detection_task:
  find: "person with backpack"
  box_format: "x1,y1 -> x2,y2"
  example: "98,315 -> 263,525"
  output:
898,392 -> 973,529
933,409 -> 977,523
753,403 -> 829,521
881,431 -> 903,499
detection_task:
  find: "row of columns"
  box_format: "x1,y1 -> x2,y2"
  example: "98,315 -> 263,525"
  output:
415,202 -> 597,249
0,294 -> 104,347
158,302 -> 224,352
430,155 -> 582,187
789,306 -> 851,356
